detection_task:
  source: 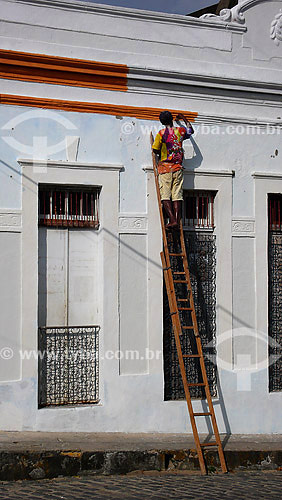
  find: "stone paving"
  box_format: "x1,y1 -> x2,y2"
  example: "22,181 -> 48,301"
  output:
0,471 -> 281,499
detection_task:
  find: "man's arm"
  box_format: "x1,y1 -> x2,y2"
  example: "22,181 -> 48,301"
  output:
176,113 -> 194,135
152,133 -> 162,159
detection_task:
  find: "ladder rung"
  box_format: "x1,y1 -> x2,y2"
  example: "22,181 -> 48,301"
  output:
193,412 -> 212,416
200,442 -> 219,447
168,253 -> 184,256
177,299 -> 189,302
173,280 -> 188,283
183,354 -> 200,358
182,326 -> 194,330
187,383 -> 206,387
178,307 -> 193,311
173,272 -> 186,275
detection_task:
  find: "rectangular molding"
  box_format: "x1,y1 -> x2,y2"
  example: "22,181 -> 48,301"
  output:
143,167 -> 234,178
119,215 -> 148,234
1,93 -> 198,122
184,169 -> 235,178
18,159 -> 124,171
232,218 -> 255,238
0,210 -> 22,232
0,49 -> 128,92
252,172 -> 282,180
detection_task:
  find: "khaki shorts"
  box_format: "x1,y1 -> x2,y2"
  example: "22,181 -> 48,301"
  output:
158,170 -> 183,201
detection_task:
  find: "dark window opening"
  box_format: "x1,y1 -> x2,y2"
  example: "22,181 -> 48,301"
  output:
183,191 -> 216,230
39,185 -> 100,228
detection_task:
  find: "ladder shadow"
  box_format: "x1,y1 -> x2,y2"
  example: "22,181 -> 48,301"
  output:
199,376 -> 231,448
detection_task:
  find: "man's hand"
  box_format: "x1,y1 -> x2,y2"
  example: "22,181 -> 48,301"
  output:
176,113 -> 186,122
176,114 -> 194,133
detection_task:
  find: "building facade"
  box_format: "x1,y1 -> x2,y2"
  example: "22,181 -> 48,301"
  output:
0,0 -> 281,433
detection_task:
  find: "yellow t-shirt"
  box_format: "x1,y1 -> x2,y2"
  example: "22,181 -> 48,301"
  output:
152,126 -> 192,173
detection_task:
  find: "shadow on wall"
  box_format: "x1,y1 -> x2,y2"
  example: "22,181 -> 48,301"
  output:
183,136 -> 203,170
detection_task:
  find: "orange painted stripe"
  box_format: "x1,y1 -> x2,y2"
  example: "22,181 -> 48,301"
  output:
0,93 -> 198,122
0,49 -> 128,92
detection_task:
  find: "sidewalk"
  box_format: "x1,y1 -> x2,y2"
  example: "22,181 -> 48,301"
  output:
0,432 -> 281,481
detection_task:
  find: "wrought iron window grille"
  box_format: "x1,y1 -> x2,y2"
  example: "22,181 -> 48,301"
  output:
38,185 -> 100,229
268,194 -> 282,392
38,325 -> 100,407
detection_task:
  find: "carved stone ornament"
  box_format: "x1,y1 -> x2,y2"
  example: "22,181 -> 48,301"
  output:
270,11 -> 282,46
232,218 -> 255,237
118,216 -> 147,232
0,212 -> 21,230
200,0 -> 266,24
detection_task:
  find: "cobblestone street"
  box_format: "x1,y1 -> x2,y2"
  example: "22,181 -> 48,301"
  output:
0,471 -> 281,499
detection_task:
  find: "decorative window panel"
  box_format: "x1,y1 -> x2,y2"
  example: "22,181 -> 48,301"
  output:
38,326 -> 99,407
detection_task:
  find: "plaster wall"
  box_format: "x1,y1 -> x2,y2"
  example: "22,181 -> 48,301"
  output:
0,106 -> 281,433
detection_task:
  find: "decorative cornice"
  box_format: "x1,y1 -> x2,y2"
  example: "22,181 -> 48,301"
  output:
0,210 -> 22,232
201,0 -> 270,24
0,94 -> 197,122
5,0 -> 246,32
0,49 -> 128,92
0,48 -> 281,100
18,159 -> 124,171
129,66 -> 282,97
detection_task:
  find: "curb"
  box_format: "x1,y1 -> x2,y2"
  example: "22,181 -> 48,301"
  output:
0,449 -> 281,481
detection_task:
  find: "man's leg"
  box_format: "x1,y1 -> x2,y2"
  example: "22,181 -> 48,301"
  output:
171,170 -> 184,226
173,200 -> 182,225
159,173 -> 178,228
162,200 -> 178,228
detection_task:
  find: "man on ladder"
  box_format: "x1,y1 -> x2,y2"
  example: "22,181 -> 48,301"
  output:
151,116 -> 228,474
152,111 -> 194,228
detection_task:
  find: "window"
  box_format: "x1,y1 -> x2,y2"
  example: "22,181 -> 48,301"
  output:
183,190 -> 216,229
268,194 -> 282,392
164,190 -> 217,400
38,184 -> 101,407
39,185 -> 100,228
269,194 -> 282,231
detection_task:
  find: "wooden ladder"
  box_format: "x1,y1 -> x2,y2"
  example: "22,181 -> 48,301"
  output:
150,133 -> 227,475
